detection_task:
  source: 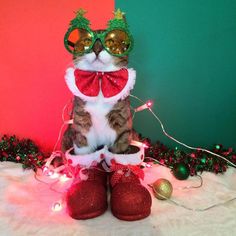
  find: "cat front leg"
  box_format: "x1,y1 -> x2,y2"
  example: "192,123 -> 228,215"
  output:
61,126 -> 93,154
109,129 -> 131,154
61,126 -> 75,152
73,131 -> 95,155
107,97 -> 132,154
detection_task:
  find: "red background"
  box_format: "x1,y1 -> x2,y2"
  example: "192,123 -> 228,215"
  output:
0,0 -> 114,151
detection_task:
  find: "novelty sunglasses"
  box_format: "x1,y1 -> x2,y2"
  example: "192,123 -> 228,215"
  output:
64,27 -> 133,57
64,9 -> 133,57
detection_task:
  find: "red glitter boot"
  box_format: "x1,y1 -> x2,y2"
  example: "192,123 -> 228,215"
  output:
65,148 -> 108,220
105,145 -> 152,221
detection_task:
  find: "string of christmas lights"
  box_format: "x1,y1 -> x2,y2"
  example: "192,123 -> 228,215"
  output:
1,94 -> 236,213
1,95 -> 236,175
130,94 -> 236,175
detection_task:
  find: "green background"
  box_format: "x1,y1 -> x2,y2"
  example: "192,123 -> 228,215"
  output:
116,0 -> 236,150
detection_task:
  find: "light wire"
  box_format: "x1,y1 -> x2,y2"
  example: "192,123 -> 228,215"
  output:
130,94 -> 236,168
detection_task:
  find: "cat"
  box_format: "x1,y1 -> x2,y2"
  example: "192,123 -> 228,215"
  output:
62,32 -> 136,155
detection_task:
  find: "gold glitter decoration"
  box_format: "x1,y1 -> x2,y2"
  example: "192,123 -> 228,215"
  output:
75,9 -> 87,18
113,9 -> 125,20
152,178 -> 173,200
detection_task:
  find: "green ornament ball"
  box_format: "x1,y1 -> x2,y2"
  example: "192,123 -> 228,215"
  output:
172,163 -> 190,180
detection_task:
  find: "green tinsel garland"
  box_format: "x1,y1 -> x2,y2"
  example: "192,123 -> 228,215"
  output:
141,138 -> 236,175
0,135 -> 45,170
0,134 -> 236,175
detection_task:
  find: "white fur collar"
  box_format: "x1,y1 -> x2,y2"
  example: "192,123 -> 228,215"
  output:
65,67 -> 136,104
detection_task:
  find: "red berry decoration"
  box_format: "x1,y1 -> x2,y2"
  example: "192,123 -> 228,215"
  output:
172,163 -> 190,180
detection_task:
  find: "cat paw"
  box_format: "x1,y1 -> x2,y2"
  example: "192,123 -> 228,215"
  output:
73,143 -> 95,155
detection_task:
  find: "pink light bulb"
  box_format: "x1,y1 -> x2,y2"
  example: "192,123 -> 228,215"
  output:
42,166 -> 50,175
48,170 -> 54,176
142,143 -> 149,148
60,174 -> 70,182
146,100 -> 153,108
52,201 -> 62,212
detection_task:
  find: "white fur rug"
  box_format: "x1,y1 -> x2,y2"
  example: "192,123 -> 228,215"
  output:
0,162 -> 236,236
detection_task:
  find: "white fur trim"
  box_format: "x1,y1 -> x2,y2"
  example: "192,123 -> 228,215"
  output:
64,67 -> 136,104
65,147 -> 106,168
65,67 -> 97,102
65,144 -> 144,168
104,145 -> 144,166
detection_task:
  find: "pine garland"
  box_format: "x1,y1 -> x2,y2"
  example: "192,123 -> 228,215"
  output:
0,135 -> 45,170
1,134 -> 236,175
141,137 -> 236,175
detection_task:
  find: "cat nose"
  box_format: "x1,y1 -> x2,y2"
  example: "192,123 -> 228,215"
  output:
92,39 -> 103,56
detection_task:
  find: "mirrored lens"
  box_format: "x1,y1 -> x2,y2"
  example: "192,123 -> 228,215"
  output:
104,30 -> 131,55
66,28 -> 93,54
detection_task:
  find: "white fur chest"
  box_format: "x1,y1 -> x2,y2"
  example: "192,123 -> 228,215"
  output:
65,52 -> 136,155
84,96 -> 117,151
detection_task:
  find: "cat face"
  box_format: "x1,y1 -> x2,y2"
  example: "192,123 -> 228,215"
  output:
73,31 -> 128,72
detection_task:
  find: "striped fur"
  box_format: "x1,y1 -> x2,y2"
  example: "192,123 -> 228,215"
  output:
62,32 -> 133,155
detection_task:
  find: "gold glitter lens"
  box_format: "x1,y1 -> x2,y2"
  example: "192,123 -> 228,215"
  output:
104,30 -> 131,55
67,28 -> 93,54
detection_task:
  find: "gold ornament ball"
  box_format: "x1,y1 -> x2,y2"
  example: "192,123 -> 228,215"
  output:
152,178 -> 173,200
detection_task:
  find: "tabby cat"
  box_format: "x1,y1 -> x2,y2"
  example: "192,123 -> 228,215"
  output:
62,33 -> 136,155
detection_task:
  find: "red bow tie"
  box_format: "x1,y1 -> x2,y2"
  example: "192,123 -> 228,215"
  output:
74,68 -> 128,98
